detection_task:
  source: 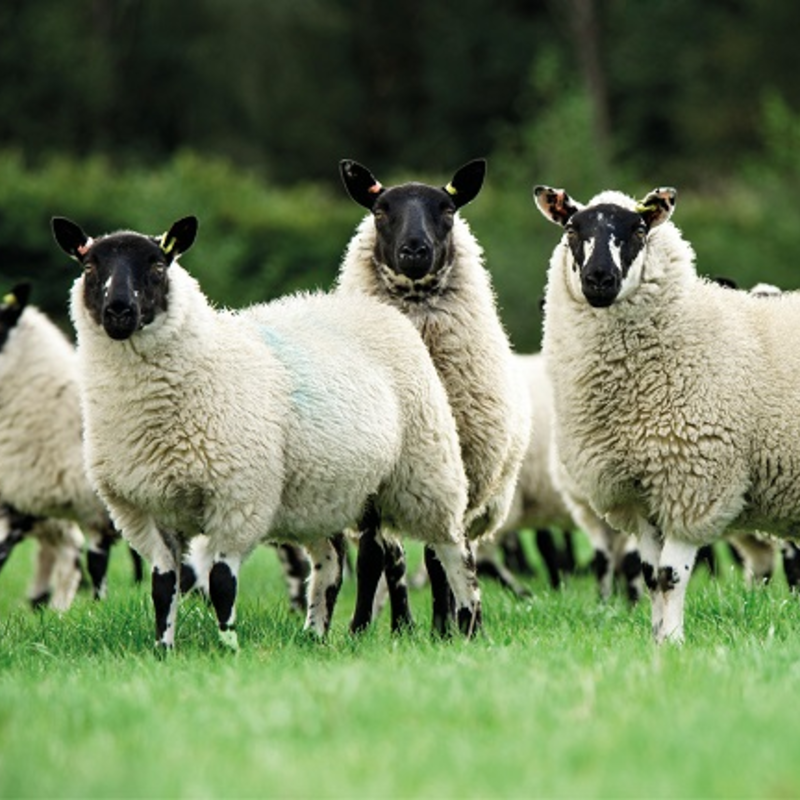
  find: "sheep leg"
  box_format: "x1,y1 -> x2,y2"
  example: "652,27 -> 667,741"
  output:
638,524 -> 664,639
428,541 -> 482,638
305,534 -> 346,638
0,524 -> 26,575
782,542 -> 800,590
655,538 -> 698,645
276,543 -> 310,613
425,545 -> 455,636
48,537 -> 83,612
29,541 -> 57,609
350,525 -> 386,634
502,530 -> 536,577
475,541 -> 532,598
209,553 -> 242,651
535,528 -> 562,588
86,528 -> 115,600
383,538 -> 414,632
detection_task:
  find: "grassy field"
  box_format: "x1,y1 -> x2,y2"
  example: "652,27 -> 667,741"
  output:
2,536 -> 800,799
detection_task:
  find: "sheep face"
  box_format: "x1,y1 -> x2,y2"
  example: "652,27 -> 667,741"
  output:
52,217 -> 197,341
534,186 -> 676,308
0,283 -> 31,350
340,159 -> 485,287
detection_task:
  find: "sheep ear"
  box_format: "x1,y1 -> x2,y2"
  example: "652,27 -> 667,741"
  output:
0,282 -> 31,331
160,216 -> 198,262
51,217 -> 92,261
1,283 -> 31,312
443,159 -> 486,209
635,187 -> 677,229
533,186 -> 582,227
339,159 -> 384,210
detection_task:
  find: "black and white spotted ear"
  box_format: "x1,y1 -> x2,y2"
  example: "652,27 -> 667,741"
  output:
443,159 -> 486,209
339,160 -> 385,210
51,217 -> 93,261
636,187 -> 677,230
533,186 -> 583,227
159,216 -> 198,263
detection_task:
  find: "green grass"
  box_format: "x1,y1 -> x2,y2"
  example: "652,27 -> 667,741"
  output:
2,537 -> 800,799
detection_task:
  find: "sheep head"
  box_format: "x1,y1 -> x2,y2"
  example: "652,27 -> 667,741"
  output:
51,216 -> 197,340
339,159 -> 485,284
534,185 -> 676,308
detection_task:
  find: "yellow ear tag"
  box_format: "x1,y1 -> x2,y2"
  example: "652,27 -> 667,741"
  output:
445,182 -> 458,196
160,233 -> 176,256
635,202 -> 657,214
2,293 -> 17,306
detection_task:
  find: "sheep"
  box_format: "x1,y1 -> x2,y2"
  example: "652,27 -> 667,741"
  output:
534,182 -> 800,644
495,352 -> 643,601
52,214 -> 481,649
337,158 -> 530,632
0,282 -> 129,607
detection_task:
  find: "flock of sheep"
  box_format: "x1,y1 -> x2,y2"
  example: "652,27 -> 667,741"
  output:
0,160 -> 798,649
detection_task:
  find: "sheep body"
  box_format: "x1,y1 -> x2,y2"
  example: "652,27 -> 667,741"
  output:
0,292 -> 119,605
61,217 -> 479,647
495,352 -> 641,599
536,185 -> 800,642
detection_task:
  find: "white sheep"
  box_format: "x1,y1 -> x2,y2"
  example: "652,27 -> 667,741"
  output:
495,352 -> 642,601
52,215 -> 482,649
337,159 -> 531,632
535,183 -> 800,643
0,283 -> 128,608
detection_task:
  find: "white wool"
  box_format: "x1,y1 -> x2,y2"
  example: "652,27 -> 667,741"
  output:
71,264 -> 470,561
337,213 -> 530,541
542,190 -> 800,545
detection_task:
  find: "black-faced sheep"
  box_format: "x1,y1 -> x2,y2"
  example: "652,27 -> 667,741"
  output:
52,215 -> 481,649
337,159 -> 530,633
535,183 -> 800,643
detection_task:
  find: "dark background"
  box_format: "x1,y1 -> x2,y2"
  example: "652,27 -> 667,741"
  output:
2,0 -> 799,350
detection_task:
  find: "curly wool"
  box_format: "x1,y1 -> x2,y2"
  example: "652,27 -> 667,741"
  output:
542,190 -> 800,544
71,264 -> 469,556
0,305 -> 107,528
337,214 -> 530,540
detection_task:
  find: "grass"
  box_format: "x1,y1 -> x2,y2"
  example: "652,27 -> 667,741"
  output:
2,537 -> 800,799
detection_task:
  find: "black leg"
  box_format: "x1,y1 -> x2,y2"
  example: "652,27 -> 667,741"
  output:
536,528 -> 562,589
87,532 -> 114,600
276,543 -> 310,613
384,538 -> 414,633
152,566 -> 178,646
129,546 -> 145,583
425,545 -> 455,637
500,530 -> 536,576
350,528 -> 385,633
783,543 -> 800,591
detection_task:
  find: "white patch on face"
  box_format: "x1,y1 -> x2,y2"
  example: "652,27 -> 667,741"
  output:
615,245 -> 648,302
103,275 -> 113,296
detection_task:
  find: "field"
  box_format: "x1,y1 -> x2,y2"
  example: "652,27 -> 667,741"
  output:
2,535 -> 800,799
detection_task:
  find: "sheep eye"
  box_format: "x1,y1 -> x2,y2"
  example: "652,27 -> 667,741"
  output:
634,225 -> 647,240
373,209 -> 387,224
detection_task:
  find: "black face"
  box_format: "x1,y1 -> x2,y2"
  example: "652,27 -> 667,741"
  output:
565,204 -> 647,308
81,234 -> 170,340
371,184 -> 458,281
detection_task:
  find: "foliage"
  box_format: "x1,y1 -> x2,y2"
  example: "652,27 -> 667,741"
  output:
2,538 -> 800,798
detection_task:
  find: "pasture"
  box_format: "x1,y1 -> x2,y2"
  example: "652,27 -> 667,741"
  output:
2,536 -> 800,798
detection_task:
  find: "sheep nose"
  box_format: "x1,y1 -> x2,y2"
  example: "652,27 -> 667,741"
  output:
397,241 -> 432,278
102,300 -> 139,340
